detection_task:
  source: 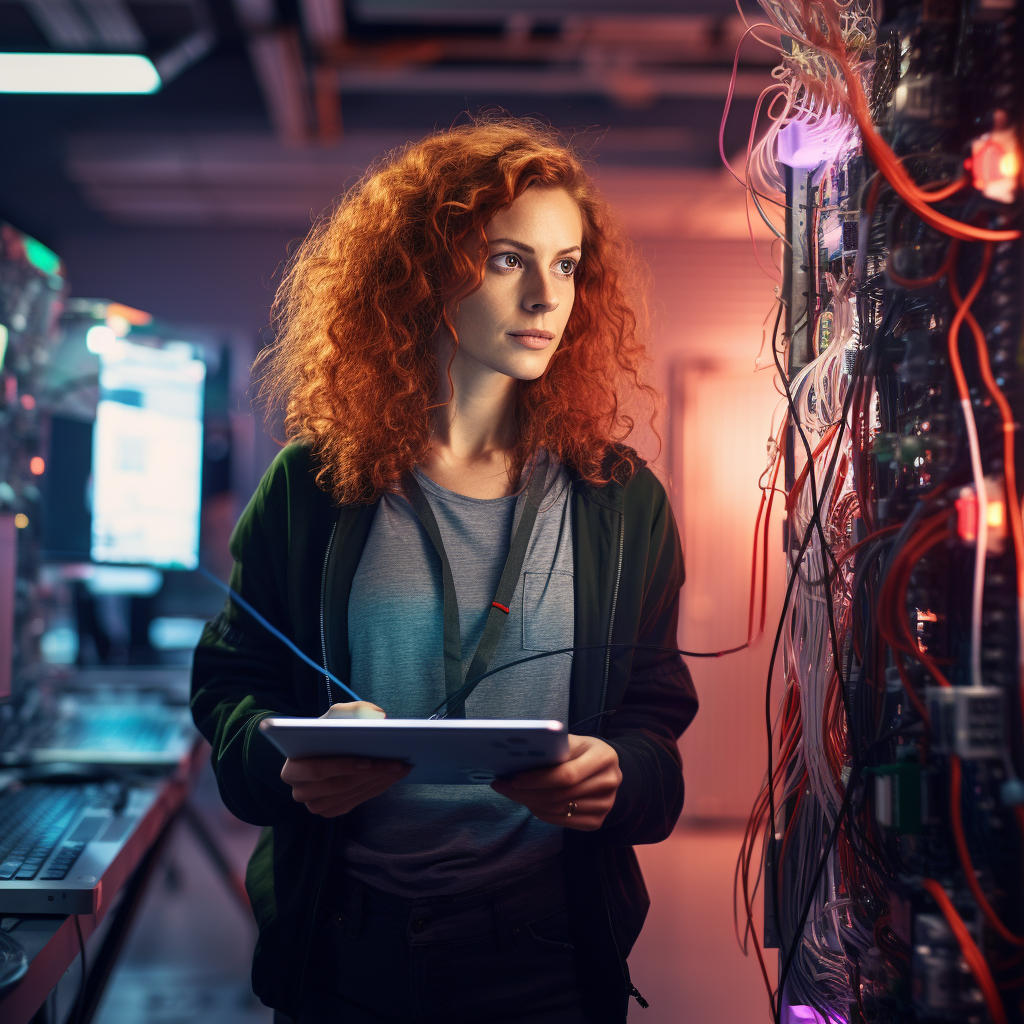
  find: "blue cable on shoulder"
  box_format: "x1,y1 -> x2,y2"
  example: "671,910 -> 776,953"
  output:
198,566 -> 363,703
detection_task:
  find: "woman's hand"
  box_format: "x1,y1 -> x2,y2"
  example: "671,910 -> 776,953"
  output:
490,734 -> 622,831
279,701 -> 410,817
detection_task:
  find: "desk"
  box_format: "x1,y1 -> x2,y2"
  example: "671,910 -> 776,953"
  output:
0,740 -> 215,1024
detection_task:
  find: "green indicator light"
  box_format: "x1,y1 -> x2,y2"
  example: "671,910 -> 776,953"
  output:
23,236 -> 62,278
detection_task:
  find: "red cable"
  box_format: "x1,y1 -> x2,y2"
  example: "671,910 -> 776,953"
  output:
922,878 -> 1009,1024
949,756 -> 1024,947
785,1 -> 1019,242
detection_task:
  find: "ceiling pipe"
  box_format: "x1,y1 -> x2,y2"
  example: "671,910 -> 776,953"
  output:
78,0 -> 146,50
299,0 -> 345,141
329,66 -> 770,102
23,0 -> 95,49
248,29 -> 313,145
232,0 -> 313,145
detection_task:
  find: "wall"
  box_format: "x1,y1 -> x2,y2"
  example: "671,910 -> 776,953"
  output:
639,236 -> 784,822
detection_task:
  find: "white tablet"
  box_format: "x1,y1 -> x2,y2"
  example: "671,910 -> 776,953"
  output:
258,718 -> 569,785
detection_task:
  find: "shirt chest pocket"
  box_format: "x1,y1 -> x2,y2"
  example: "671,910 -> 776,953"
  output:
521,571 -> 574,653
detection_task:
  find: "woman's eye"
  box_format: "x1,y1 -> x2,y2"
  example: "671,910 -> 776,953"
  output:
493,253 -> 521,270
557,259 -> 577,276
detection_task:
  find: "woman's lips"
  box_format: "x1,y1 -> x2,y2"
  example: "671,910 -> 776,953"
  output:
508,330 -> 555,350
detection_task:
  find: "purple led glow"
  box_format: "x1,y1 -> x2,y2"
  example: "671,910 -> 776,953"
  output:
777,110 -> 856,170
782,1005 -> 848,1024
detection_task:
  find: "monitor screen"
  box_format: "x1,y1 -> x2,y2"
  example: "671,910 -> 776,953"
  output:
88,339 -> 205,570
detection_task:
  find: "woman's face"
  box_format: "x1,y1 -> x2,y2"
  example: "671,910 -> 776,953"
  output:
447,185 -> 583,383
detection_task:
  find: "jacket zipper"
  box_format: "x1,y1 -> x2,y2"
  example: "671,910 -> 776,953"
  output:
598,511 -> 646,1015
320,520 -> 338,710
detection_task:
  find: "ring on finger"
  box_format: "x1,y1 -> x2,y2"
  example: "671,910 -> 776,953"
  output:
565,800 -> 578,818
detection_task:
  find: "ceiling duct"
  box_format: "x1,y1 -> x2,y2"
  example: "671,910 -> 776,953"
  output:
78,0 -> 145,50
300,0 -> 345,48
23,0 -> 95,49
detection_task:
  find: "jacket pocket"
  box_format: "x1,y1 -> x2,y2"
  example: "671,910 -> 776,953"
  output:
521,571 -> 574,653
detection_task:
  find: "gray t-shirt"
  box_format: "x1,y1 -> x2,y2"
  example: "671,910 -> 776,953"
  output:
341,459 -> 574,896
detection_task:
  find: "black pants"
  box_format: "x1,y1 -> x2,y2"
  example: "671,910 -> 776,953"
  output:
295,859 -> 591,1024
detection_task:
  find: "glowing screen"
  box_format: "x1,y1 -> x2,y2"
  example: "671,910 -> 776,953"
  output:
90,340 -> 205,569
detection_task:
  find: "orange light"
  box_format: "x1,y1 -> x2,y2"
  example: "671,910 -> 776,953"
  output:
971,128 -> 1021,204
998,150 -> 1020,179
957,481 -> 1007,551
19,393 -> 35,410
13,513 -> 28,529
29,456 -> 44,476
105,302 -> 152,327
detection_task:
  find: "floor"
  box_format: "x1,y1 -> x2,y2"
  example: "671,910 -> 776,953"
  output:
92,765 -> 775,1024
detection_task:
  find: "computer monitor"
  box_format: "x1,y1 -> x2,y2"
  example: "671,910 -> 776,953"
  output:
43,336 -> 206,571
90,338 -> 206,569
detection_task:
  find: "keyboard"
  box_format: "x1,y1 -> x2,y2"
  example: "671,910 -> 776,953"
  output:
0,785 -> 114,882
0,780 -> 159,914
46,712 -> 180,753
19,703 -> 195,768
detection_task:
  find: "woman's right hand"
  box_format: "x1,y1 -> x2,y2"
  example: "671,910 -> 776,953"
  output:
279,701 -> 411,817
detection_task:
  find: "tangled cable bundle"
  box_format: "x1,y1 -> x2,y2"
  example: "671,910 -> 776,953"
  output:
724,0 -> 1024,1021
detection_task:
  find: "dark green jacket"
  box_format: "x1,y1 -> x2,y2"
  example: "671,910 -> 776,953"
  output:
190,444 -> 698,1022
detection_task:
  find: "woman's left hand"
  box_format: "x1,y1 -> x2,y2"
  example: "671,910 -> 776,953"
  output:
491,734 -> 621,831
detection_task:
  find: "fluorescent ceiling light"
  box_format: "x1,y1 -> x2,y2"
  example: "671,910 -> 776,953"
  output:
0,53 -> 161,94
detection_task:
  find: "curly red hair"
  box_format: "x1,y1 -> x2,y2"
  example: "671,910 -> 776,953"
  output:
257,116 -> 656,504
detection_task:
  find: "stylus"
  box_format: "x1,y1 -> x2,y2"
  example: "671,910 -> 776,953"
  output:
198,566 -> 363,702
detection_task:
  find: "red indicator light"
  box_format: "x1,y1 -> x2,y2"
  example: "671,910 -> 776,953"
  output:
970,127 -> 1021,204
29,456 -> 44,476
956,480 -> 1007,552
19,394 -> 35,410
956,488 -> 978,543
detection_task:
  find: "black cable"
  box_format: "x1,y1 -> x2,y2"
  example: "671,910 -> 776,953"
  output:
770,303 -> 849,714
768,191 -> 921,1021
775,768 -> 861,1020
764,282 -> 908,1019
428,640 -> 745,720
761,292 -> 863,1022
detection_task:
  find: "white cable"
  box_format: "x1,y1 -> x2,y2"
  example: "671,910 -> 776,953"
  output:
960,397 -> 987,688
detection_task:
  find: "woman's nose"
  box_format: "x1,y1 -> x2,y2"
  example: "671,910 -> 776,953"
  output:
522,271 -> 559,314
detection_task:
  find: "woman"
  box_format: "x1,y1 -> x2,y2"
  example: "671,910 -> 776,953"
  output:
191,118 -> 698,1024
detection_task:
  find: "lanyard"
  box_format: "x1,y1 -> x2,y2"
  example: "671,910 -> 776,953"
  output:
402,464 -> 547,719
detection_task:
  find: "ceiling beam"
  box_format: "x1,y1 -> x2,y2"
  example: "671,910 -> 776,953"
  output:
331,65 -> 770,100
247,29 -> 313,144
23,0 -> 96,49
78,0 -> 146,50
300,0 -> 345,48
231,0 -> 313,144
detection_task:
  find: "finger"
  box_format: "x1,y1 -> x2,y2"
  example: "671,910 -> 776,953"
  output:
494,783 -> 610,815
503,748 -> 605,790
495,783 -> 617,813
502,794 -> 610,830
282,756 -> 406,783
287,761 -> 409,800
304,766 -> 411,815
321,701 -> 387,720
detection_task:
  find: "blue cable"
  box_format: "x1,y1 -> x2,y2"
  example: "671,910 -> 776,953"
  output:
198,566 -> 363,703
